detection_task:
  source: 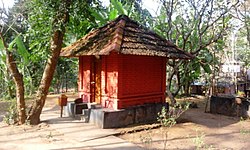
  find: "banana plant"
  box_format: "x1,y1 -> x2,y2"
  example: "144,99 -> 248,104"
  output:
0,33 -> 34,96
8,35 -> 30,65
90,0 -> 130,26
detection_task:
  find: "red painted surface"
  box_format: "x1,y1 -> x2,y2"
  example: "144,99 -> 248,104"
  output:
101,52 -> 119,109
78,56 -> 92,103
78,53 -> 166,110
117,54 -> 166,109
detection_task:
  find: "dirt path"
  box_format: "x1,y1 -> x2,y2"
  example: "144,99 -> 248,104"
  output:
119,97 -> 250,150
0,93 -> 142,150
0,93 -> 78,122
0,94 -> 250,149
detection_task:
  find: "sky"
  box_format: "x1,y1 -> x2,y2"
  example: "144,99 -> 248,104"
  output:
143,0 -> 160,15
1,0 -> 15,8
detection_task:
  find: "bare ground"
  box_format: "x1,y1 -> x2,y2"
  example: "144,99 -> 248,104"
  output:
118,96 -> 250,150
0,94 -> 250,150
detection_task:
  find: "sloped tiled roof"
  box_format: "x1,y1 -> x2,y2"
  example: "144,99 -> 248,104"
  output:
61,15 -> 193,59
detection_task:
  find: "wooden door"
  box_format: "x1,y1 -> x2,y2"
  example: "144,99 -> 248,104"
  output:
90,56 -> 102,104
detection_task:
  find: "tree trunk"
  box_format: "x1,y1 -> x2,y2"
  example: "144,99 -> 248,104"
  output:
172,71 -> 181,97
184,83 -> 190,96
166,84 -> 176,106
0,33 -> 27,124
166,60 -> 183,105
27,0 -> 70,124
27,30 -> 65,124
7,74 -> 14,99
65,74 -> 68,92
6,52 -> 26,124
166,67 -> 176,105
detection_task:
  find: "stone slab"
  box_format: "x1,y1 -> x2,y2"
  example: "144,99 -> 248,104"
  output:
89,102 -> 169,128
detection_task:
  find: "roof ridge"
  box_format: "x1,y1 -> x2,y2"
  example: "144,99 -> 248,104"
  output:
98,16 -> 126,55
113,17 -> 126,53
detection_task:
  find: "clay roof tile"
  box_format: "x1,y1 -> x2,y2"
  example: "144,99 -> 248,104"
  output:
60,15 -> 193,59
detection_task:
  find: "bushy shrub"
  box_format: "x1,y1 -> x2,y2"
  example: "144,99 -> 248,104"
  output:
3,101 -> 18,125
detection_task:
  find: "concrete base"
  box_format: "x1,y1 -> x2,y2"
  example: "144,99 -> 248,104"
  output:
65,102 -> 88,118
210,95 -> 250,118
89,103 -> 169,128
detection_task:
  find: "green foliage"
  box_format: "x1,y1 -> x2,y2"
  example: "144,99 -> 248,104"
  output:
153,0 -> 235,95
193,131 -> 206,150
1,33 -> 31,98
0,0 -> 37,98
239,117 -> 250,135
158,106 -> 175,127
26,0 -> 57,57
3,100 -> 18,125
157,102 -> 189,149
158,102 -> 190,127
89,0 -> 151,28
0,41 -> 6,66
66,0 -> 100,40
46,131 -> 53,139
1,0 -> 150,98
111,0 -> 126,15
235,26 -> 250,68
192,129 -> 214,150
240,127 -> 250,135
7,35 -> 30,65
15,35 -> 29,65
52,58 -> 78,93
90,0 -> 128,26
1,0 -> 242,101
25,0 -> 101,94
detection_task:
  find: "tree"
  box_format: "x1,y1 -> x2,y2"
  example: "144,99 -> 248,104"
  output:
152,0 -> 240,104
3,0 -> 103,125
0,0 -> 29,124
0,0 -> 103,125
25,0 -> 71,124
0,0 -> 72,124
0,0 -> 26,100
25,0 -> 154,124
233,0 -> 250,68
0,33 -> 27,124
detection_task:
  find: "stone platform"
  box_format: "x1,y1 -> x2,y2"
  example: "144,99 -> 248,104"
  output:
210,95 -> 250,118
89,103 -> 169,128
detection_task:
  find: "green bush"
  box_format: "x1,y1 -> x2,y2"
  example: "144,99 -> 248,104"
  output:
3,101 -> 18,125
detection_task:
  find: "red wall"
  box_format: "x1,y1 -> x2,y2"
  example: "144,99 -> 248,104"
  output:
78,56 -> 92,102
119,55 -> 165,95
101,53 -> 119,109
117,54 -> 166,109
78,53 -> 167,110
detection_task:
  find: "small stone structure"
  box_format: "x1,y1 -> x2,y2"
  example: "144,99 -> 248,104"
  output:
210,95 -> 250,118
65,102 -> 169,128
89,102 -> 169,128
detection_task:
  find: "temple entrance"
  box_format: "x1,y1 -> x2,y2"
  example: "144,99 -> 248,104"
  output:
90,56 -> 102,104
